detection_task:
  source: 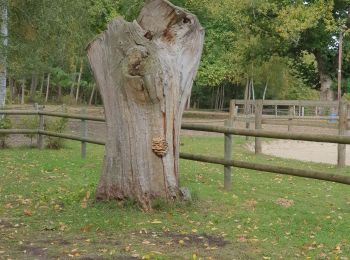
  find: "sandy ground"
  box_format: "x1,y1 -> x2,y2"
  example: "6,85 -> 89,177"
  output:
247,140 -> 350,166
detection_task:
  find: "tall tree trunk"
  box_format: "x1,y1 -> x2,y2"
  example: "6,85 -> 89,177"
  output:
89,84 -> 95,106
314,51 -> 334,102
75,60 -> 83,103
87,0 -> 204,209
39,73 -> 44,96
45,73 -> 50,103
21,80 -> 25,105
8,77 -> 14,103
29,74 -> 38,101
0,0 -> 8,111
262,81 -> 268,100
70,73 -> 76,97
58,85 -> 62,101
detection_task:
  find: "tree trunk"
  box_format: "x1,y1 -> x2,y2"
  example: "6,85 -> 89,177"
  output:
87,0 -> 204,209
39,74 -> 44,96
58,85 -> 62,100
314,51 -> 334,102
89,84 -> 95,106
9,77 -> 14,103
45,73 -> 50,103
262,81 -> 268,100
21,80 -> 25,104
70,73 -> 76,97
75,60 -> 83,103
0,0 -> 8,110
30,74 -> 38,101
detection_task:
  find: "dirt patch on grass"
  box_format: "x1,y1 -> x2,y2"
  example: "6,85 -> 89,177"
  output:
21,245 -> 48,259
0,219 -> 14,228
162,231 -> 229,248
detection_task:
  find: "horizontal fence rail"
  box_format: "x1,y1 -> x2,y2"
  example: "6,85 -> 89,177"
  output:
181,123 -> 350,145
1,106 -> 350,189
180,153 -> 350,185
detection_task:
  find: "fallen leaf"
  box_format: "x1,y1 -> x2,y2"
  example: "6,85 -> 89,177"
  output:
24,209 -> 33,216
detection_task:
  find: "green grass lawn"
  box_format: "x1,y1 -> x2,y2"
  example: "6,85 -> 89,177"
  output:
0,137 -> 350,259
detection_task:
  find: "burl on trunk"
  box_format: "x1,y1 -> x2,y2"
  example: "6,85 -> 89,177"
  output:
87,0 -> 204,209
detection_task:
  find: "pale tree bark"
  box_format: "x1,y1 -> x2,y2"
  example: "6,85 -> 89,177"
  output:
89,83 -> 95,106
75,60 -> 83,103
45,73 -> 50,103
0,0 -> 8,111
30,74 -> 38,101
87,0 -> 204,209
21,80 -> 25,105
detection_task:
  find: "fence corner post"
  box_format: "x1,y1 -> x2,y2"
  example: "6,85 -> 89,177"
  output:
338,101 -> 347,168
255,100 -> 263,154
81,107 -> 88,159
224,119 -> 233,191
37,106 -> 44,149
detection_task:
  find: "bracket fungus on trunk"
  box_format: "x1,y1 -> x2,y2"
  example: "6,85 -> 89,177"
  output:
87,0 -> 204,210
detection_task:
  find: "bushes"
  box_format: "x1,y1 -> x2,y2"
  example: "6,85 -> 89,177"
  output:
0,116 -> 12,148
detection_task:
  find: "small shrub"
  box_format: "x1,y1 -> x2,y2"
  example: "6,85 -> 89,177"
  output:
0,116 -> 12,148
45,116 -> 68,149
23,116 -> 39,146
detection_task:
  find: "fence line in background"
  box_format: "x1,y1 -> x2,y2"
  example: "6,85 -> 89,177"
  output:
1,101 -> 350,190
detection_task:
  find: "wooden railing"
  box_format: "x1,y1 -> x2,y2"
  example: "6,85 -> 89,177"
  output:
1,107 -> 350,190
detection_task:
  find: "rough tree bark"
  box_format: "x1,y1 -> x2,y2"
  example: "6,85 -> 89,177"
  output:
0,0 -> 8,111
87,0 -> 204,209
314,51 -> 334,102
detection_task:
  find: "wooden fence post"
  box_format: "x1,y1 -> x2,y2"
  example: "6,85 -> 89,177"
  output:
338,101 -> 348,167
288,106 -> 294,132
81,107 -> 88,159
275,105 -> 278,117
255,100 -> 263,154
224,118 -> 233,191
229,100 -> 236,120
37,106 -> 44,149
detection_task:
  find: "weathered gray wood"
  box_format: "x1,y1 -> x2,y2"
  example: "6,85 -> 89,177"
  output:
234,99 -> 339,107
180,153 -> 350,185
255,100 -> 263,154
275,105 -> 278,117
87,0 -> 204,209
38,130 -> 105,145
288,106 -> 294,132
337,101 -> 348,167
224,119 -> 233,190
81,108 -> 88,159
229,100 -> 236,120
37,106 -> 44,149
0,129 -> 38,135
181,123 -> 350,144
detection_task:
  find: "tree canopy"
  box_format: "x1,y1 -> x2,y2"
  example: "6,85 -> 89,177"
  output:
3,0 -> 350,107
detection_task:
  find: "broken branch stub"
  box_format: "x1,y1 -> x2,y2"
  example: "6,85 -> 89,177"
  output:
87,0 -> 204,210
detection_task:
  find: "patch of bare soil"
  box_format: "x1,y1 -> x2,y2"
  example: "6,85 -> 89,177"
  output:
246,140 -> 350,166
164,231 -> 229,248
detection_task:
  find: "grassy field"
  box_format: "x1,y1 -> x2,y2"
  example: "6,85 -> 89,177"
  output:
0,136 -> 350,259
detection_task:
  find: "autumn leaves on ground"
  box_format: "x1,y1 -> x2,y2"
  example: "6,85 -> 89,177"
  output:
1,137 -> 350,259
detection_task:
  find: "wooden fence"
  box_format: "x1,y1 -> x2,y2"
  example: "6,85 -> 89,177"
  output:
1,105 -> 350,190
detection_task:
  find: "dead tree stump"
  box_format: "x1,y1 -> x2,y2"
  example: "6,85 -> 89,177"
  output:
87,0 -> 204,210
